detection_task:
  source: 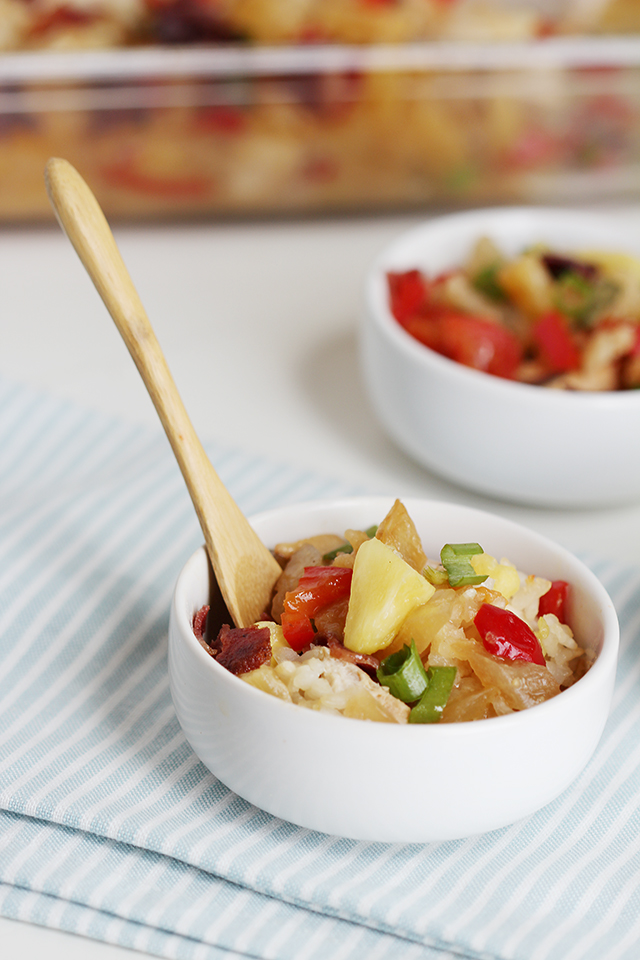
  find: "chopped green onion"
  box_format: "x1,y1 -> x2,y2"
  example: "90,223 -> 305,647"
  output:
322,541 -> 351,563
553,272 -> 619,329
445,164 -> 477,192
322,525 -> 378,563
377,639 -> 428,703
473,264 -> 507,302
440,543 -> 487,587
409,667 -> 457,724
553,271 -> 594,325
424,566 -> 449,586
580,277 -> 619,328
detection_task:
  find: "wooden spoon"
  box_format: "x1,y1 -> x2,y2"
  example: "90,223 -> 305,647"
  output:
44,156 -> 282,629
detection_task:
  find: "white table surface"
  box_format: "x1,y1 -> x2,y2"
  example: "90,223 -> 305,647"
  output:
2,204 -> 640,957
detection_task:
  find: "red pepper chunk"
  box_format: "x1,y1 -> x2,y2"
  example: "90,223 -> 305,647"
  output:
474,603 -> 545,666
404,309 -> 522,380
538,580 -> 569,623
282,566 -> 353,651
387,270 -> 428,324
532,311 -> 581,373
439,313 -> 522,379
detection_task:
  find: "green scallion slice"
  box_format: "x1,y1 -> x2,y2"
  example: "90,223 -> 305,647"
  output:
440,543 -> 487,587
377,639 -> 428,703
409,666 -> 457,724
473,263 -> 507,302
322,524 -> 378,563
424,566 -> 449,586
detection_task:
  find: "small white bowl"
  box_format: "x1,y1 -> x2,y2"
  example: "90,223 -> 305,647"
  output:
361,207 -> 640,507
168,496 -> 618,843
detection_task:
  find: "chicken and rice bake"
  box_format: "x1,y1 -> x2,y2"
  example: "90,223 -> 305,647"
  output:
193,500 -> 589,724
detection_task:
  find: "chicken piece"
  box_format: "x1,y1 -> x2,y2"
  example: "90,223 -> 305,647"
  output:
243,646 -> 410,723
582,321 -> 636,372
549,366 -> 618,391
438,272 -> 504,322
273,533 -> 346,563
331,528 -> 372,569
552,321 -> 636,391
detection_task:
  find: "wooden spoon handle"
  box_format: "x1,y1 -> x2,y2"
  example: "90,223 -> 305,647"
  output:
45,157 -> 281,628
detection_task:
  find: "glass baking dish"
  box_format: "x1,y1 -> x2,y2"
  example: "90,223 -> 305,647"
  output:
1,36 -> 639,222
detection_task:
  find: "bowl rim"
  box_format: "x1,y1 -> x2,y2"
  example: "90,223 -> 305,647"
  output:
364,205 -> 640,408
172,495 -> 620,738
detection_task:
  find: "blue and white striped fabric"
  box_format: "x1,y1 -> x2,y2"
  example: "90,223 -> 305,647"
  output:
1,374 -> 640,960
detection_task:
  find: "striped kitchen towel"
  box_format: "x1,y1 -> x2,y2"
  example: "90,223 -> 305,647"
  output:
1,374 -> 640,960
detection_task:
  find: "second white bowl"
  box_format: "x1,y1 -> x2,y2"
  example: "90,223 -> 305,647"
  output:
361,207 -> 640,507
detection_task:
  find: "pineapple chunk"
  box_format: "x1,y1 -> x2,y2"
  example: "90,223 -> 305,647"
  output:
254,620 -> 289,660
579,250 -> 640,283
469,554 -> 521,601
497,253 -> 553,318
343,537 -> 435,655
241,665 -> 292,701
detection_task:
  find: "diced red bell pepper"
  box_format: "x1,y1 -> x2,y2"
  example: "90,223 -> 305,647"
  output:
402,313 -> 444,352
29,6 -> 95,38
505,127 -> 560,169
404,308 -> 523,379
474,603 -> 545,665
195,105 -> 246,135
437,313 -> 522,379
282,566 -> 353,651
532,311 -> 581,373
101,159 -> 210,200
630,325 -> 640,357
389,273 -> 523,379
387,270 -> 428,324
538,580 -> 569,623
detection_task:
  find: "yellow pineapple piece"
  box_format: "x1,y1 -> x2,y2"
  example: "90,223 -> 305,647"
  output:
498,253 -> 554,318
579,249 -> 640,282
470,554 -> 521,601
382,587 -> 458,658
343,537 -> 435,655
254,620 -> 290,661
242,665 -> 292,702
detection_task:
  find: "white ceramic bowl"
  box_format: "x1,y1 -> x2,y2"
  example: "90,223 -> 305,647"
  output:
361,207 -> 640,507
168,496 -> 618,843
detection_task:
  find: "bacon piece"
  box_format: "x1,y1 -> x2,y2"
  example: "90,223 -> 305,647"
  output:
192,604 -> 218,657
213,624 -> 272,675
541,253 -> 598,281
192,605 -> 209,642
